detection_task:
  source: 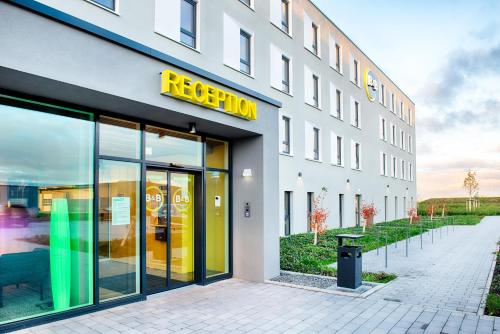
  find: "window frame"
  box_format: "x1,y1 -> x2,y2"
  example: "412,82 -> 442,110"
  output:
312,74 -> 320,108
180,0 -> 197,49
85,0 -> 119,13
311,22 -> 319,55
282,115 -> 291,154
313,127 -> 320,161
281,0 -> 290,33
239,29 -> 252,75
335,89 -> 343,119
336,135 -> 343,166
282,55 -> 291,94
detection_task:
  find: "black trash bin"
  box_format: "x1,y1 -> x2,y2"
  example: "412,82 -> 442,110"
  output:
336,234 -> 364,289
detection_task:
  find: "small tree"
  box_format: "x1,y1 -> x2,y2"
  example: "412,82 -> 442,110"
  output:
463,170 -> 479,211
440,201 -> 447,217
309,187 -> 329,245
426,203 -> 435,220
408,208 -> 419,224
361,202 -> 377,233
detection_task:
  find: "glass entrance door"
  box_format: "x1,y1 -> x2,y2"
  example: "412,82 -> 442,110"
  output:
145,169 -> 196,293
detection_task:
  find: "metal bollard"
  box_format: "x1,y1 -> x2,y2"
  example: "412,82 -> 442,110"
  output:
385,233 -> 388,268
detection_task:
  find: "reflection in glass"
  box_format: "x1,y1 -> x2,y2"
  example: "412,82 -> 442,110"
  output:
0,102 -> 94,325
99,117 -> 141,159
145,126 -> 202,167
205,172 -> 229,278
145,170 -> 168,292
98,160 -> 140,301
170,173 -> 195,284
206,139 -> 228,170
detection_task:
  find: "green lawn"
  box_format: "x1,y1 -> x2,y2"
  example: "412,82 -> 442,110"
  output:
485,246 -> 500,316
418,197 -> 500,216
280,216 -> 483,283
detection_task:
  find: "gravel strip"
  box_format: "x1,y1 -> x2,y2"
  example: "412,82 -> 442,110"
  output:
270,272 -> 337,289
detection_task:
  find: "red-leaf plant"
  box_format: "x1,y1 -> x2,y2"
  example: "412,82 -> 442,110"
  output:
407,208 -> 420,224
309,187 -> 329,245
361,202 -> 378,232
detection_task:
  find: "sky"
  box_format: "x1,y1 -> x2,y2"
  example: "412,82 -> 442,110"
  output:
312,0 -> 500,200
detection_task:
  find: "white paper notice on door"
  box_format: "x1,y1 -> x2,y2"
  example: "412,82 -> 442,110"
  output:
112,197 -> 130,225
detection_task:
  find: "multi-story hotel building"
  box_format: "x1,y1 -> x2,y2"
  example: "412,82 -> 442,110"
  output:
0,0 -> 415,330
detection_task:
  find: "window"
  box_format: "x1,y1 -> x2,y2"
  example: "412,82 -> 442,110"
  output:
355,194 -> 362,227
395,196 -> 398,219
391,123 -> 396,145
99,116 -> 141,159
355,142 -> 360,169
399,101 -> 404,118
391,93 -> 395,112
336,136 -> 343,165
206,171 -> 229,278
282,116 -> 291,154
380,152 -> 387,176
311,23 -> 319,55
307,192 -> 314,231
408,135 -> 413,153
281,0 -> 290,33
401,160 -> 406,180
180,0 -> 197,48
380,83 -> 386,106
336,89 -> 342,119
400,130 -> 405,149
313,127 -> 320,160
352,58 -> 360,85
284,191 -> 292,236
380,117 -> 387,140
240,30 -> 251,74
409,163 -> 413,181
312,74 -> 319,107
392,156 -> 397,177
0,99 -> 94,324
206,138 -> 229,169
353,101 -> 360,128
282,55 -> 290,93
384,196 -> 388,221
89,0 -> 115,11
335,43 -> 341,72
339,194 -> 344,228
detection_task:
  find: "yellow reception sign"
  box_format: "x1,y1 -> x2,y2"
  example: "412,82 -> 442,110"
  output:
161,70 -> 257,120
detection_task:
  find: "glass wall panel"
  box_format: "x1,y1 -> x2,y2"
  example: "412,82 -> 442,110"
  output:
145,126 -> 202,167
98,160 -> 140,301
99,117 -> 141,159
0,102 -> 94,325
170,173 -> 195,284
205,171 -> 229,278
206,139 -> 228,170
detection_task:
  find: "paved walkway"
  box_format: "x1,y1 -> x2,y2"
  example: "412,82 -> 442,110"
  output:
10,217 -> 500,334
362,216 -> 500,314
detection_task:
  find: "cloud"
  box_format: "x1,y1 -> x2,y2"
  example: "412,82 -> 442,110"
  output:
417,98 -> 500,133
471,21 -> 499,41
420,44 -> 500,106
419,158 -> 500,172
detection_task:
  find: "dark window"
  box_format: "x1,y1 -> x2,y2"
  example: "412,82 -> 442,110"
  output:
281,0 -> 289,33
335,43 -> 341,71
403,196 -> 407,216
395,196 -> 398,219
312,74 -> 319,107
284,191 -> 292,236
180,0 -> 197,48
339,194 -> 344,228
336,136 -> 342,165
354,101 -> 360,127
312,23 -> 318,54
353,59 -> 359,84
313,127 -> 320,160
383,153 -> 387,175
382,119 -> 386,139
282,116 -> 290,154
336,89 -> 342,118
384,196 -> 388,221
307,192 -> 314,232
381,84 -> 386,105
90,0 -> 115,10
355,142 -> 360,169
355,194 -> 362,227
240,30 -> 251,74
282,56 -> 290,93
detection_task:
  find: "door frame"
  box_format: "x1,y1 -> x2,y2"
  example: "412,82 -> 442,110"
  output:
143,166 -> 203,294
